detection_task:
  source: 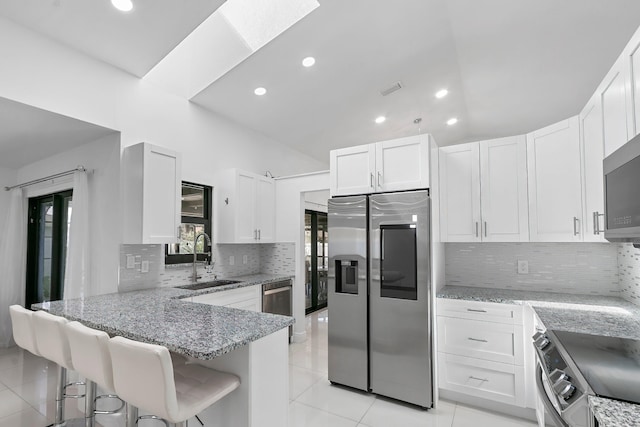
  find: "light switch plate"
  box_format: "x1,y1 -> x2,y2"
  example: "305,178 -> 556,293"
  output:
517,260 -> 529,274
141,260 -> 150,273
243,255 -> 248,265
126,255 -> 135,269
229,255 -> 235,266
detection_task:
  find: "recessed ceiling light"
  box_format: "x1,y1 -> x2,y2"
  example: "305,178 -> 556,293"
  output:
254,87 -> 267,96
447,117 -> 458,126
111,0 -> 133,12
302,57 -> 316,67
435,89 -> 448,99
375,116 -> 386,124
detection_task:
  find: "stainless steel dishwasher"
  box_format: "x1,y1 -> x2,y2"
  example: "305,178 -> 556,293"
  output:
262,280 -> 293,340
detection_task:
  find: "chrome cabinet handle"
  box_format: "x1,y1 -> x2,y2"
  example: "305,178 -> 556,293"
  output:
254,229 -> 258,240
484,221 -> 487,237
377,172 -> 382,187
258,229 -> 261,240
468,337 -> 488,343
370,173 -> 374,188
573,217 -> 579,236
467,308 -> 487,313
469,376 -> 489,382
593,211 -> 604,235
475,222 -> 479,238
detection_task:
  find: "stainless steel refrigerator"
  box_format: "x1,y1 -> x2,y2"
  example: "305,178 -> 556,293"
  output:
327,190 -> 433,408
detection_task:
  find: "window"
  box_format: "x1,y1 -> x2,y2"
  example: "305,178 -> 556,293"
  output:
26,190 -> 73,307
165,182 -> 212,265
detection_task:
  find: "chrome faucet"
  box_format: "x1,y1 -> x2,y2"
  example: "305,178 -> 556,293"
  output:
192,232 -> 212,283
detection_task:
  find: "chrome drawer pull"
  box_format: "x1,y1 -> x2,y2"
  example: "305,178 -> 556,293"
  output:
469,376 -> 489,382
466,308 -> 487,313
468,337 -> 488,343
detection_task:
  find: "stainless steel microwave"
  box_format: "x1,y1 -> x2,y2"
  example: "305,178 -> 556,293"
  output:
604,132 -> 640,243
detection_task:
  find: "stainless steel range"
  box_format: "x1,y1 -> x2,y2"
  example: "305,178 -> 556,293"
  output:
533,330 -> 640,427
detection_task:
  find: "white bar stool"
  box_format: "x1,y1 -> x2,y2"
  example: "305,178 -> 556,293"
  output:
9,305 -> 40,357
65,321 -> 125,427
108,336 -> 241,427
32,310 -> 86,427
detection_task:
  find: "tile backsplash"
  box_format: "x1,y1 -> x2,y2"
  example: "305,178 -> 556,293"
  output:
618,243 -> 640,305
119,242 -> 295,291
445,243 -> 620,296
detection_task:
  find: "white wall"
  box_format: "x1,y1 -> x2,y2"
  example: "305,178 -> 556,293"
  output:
304,189 -> 329,213
0,167 -> 17,234
15,133 -> 121,296
275,171 -> 330,342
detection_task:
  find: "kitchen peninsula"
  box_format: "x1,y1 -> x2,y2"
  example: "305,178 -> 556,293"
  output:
33,282 -> 294,427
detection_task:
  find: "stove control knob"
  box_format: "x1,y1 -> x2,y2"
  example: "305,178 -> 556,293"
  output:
534,335 -> 550,350
553,380 -> 576,401
532,331 -> 545,341
550,369 -> 569,383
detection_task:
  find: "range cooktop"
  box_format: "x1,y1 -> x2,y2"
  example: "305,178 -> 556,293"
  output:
552,330 -> 640,405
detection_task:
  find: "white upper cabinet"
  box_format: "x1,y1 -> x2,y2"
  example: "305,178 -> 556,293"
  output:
122,142 -> 181,244
215,169 -> 275,244
330,135 -> 429,196
527,117 -> 583,242
439,136 -> 528,242
601,59 -> 632,157
479,136 -> 529,242
439,142 -> 481,242
631,38 -> 640,137
580,95 -> 606,241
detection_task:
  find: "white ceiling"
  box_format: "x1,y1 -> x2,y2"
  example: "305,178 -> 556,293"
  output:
192,0 -> 640,162
1,0 -> 640,166
0,97 -> 116,169
0,0 -> 226,77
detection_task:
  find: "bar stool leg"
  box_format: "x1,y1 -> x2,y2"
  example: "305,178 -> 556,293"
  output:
84,380 -> 97,427
126,403 -> 138,427
55,365 -> 67,426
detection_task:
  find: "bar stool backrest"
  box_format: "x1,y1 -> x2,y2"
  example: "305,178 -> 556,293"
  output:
65,321 -> 115,391
108,336 -> 179,420
9,305 -> 40,356
32,310 -> 74,370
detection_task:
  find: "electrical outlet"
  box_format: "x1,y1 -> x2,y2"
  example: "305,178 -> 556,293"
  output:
243,255 -> 248,265
517,260 -> 529,275
229,255 -> 235,266
141,260 -> 150,273
126,255 -> 135,269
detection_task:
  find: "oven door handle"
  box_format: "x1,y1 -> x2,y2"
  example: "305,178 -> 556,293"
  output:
536,365 -> 569,427
263,287 -> 292,296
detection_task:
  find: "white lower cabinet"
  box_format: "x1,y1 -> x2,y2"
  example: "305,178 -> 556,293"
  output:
437,298 -> 527,408
191,286 -> 262,312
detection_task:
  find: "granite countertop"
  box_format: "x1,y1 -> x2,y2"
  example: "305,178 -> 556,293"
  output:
589,396 -> 640,427
33,274 -> 294,360
437,285 -> 640,425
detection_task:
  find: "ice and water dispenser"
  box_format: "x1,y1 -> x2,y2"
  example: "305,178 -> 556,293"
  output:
335,260 -> 358,294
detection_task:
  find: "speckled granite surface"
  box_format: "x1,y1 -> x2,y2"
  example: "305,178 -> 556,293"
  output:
183,273 -> 293,297
32,275 -> 294,360
438,285 -> 640,424
589,396 -> 640,427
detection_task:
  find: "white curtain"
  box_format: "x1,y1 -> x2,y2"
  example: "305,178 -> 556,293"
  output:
0,188 -> 27,348
63,171 -> 92,300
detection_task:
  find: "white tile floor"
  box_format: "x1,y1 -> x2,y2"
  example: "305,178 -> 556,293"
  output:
0,309 -> 538,426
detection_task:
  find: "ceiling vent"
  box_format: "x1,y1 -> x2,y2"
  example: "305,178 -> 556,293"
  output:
380,81 -> 403,96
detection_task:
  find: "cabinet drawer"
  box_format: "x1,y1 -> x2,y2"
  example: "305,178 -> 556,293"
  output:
438,352 -> 525,407
191,286 -> 260,307
437,316 -> 524,365
437,299 -> 523,325
227,299 -> 261,312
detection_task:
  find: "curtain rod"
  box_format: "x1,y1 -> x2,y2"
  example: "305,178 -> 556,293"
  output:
4,166 -> 86,191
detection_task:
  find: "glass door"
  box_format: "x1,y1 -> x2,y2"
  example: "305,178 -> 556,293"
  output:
26,190 -> 73,308
305,210 -> 328,314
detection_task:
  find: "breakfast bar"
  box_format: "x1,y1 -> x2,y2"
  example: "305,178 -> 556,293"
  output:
33,286 -> 293,427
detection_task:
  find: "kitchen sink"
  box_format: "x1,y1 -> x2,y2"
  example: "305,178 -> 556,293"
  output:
175,280 -> 241,291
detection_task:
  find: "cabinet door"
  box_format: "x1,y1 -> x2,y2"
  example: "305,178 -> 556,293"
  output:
330,144 -> 375,196
255,176 -> 275,242
601,62 -> 631,156
580,98 -> 606,242
439,143 -> 481,242
375,135 -> 429,192
479,136 -> 529,242
235,171 -> 257,243
527,117 -> 583,242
